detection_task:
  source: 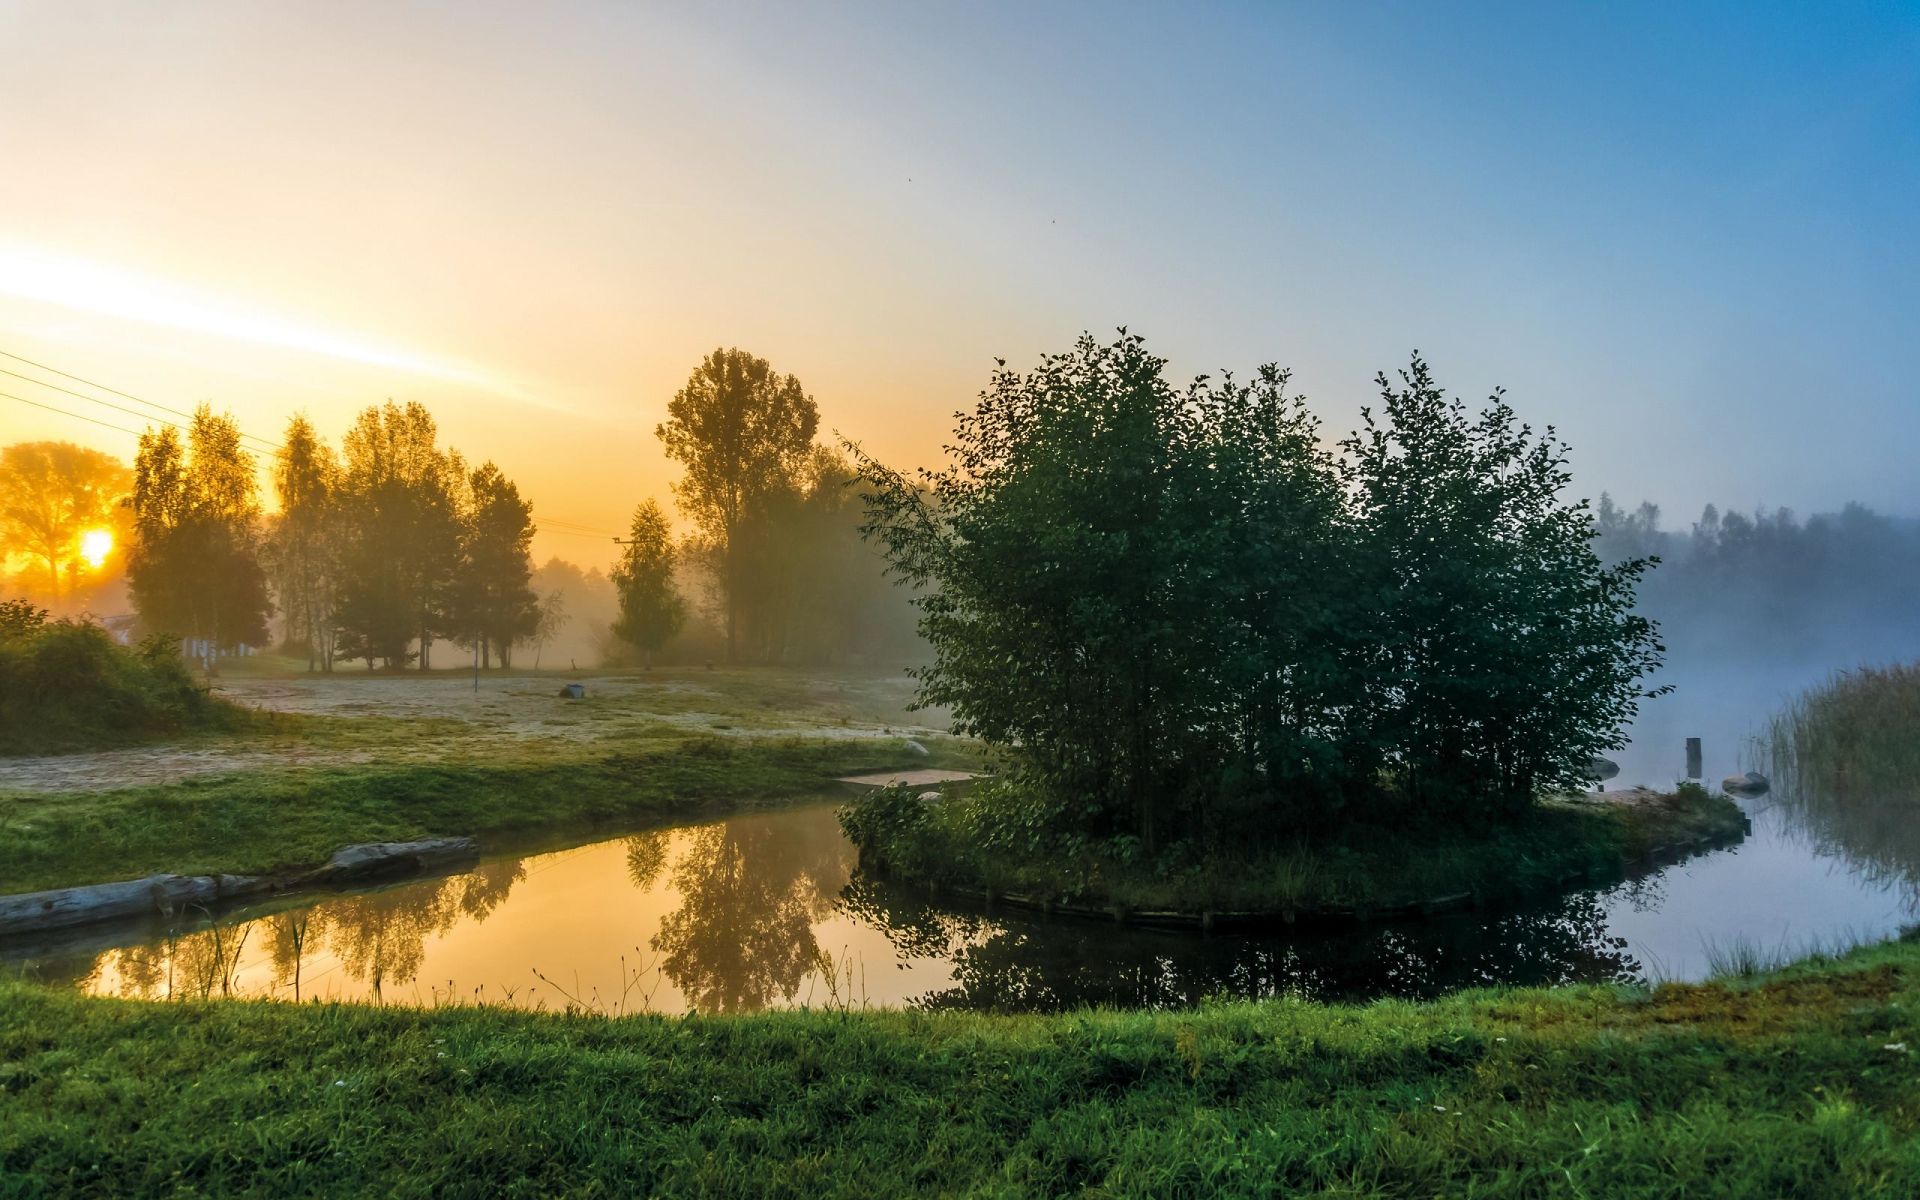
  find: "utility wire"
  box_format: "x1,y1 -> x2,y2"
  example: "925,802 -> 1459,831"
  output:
0,350 -> 283,451
534,524 -> 622,541
538,518 -> 619,535
1,388 -> 151,438
0,348 -> 198,423
0,366 -> 278,451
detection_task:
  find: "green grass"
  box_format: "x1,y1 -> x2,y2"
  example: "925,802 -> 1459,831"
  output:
0,734 -> 970,893
844,781 -> 1746,914
5,937 -> 1920,1196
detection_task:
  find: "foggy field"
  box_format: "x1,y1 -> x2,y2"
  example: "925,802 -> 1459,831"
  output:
0,664 -> 945,795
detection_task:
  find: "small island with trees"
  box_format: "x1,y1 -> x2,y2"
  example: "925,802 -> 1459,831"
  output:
840,332 -> 1743,921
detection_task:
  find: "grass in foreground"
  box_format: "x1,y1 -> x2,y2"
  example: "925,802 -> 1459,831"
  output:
0,733 -> 971,894
844,780 -> 1746,914
4,938 -> 1920,1196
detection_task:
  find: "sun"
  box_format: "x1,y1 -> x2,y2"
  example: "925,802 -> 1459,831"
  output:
79,528 -> 113,570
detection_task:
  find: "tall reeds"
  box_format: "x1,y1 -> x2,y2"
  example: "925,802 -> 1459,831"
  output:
1765,663 -> 1920,896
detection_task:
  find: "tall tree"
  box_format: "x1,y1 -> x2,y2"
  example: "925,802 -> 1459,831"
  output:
0,441 -> 131,607
334,402 -> 463,670
855,332 -> 1240,851
520,588 -> 569,669
656,348 -> 819,662
450,461 -> 540,668
266,415 -> 344,671
610,500 -> 686,668
126,407 -> 272,659
1338,355 -> 1665,815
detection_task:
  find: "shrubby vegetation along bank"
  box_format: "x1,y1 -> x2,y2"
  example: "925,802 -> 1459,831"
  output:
0,599 -> 247,755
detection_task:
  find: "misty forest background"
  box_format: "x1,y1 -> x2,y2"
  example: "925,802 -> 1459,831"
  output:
0,349 -> 922,674
3,351 -> 1919,682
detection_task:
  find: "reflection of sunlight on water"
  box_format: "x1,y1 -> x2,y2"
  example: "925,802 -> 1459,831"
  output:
61,806 -> 966,1014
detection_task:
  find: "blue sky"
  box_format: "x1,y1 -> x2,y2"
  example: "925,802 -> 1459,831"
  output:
2,1 -> 1915,551
748,0 -> 1920,521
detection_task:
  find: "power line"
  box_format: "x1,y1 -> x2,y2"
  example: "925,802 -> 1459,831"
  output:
535,524 -> 622,541
0,388 -> 151,439
538,517 -> 619,535
0,348 -> 196,423
5,347 -> 629,538
0,366 -> 274,452
0,353 -> 283,452
0,355 -> 282,453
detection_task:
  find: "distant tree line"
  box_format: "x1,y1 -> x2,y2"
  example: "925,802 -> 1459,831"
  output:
116,402 -> 542,672
1592,494 -> 1920,668
23,346 -> 920,672
857,332 -> 1663,850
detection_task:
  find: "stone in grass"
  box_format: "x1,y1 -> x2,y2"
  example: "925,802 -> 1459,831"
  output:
558,682 -> 586,699
903,739 -> 930,756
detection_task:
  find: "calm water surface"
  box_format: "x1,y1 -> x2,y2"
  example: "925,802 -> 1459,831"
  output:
6,784 -> 1913,1013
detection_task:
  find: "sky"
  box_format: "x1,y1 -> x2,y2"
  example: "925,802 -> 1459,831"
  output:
1,1 -> 1916,568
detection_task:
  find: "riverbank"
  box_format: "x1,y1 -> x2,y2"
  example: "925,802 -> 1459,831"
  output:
843,782 -> 1748,921
0,733 -> 972,895
4,936 -> 1918,1195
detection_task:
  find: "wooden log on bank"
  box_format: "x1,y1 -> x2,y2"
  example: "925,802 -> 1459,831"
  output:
0,874 -> 266,937
0,837 -> 480,939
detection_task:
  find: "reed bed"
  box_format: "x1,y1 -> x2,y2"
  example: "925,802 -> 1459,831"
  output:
1765,663 -> 1920,897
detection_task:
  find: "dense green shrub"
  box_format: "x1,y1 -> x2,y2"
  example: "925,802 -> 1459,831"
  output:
0,600 -> 240,754
854,333 -> 1663,852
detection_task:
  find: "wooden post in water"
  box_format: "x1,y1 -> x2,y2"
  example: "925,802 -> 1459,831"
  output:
1685,737 -> 1702,780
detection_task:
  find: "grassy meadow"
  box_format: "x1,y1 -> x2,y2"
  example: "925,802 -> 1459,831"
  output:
5,936 -> 1920,1196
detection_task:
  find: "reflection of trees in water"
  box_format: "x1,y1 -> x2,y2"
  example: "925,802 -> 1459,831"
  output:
1772,784 -> 1920,906
63,810 -> 858,1010
78,858 -> 530,1001
625,831 -> 670,889
841,875 -> 1641,1013
85,916 -> 262,1000
636,812 -> 852,1013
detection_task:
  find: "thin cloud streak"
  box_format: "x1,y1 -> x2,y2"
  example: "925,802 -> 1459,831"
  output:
0,242 -> 566,412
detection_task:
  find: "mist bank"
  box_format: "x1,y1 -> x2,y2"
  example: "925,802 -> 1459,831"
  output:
1595,496 -> 1920,784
